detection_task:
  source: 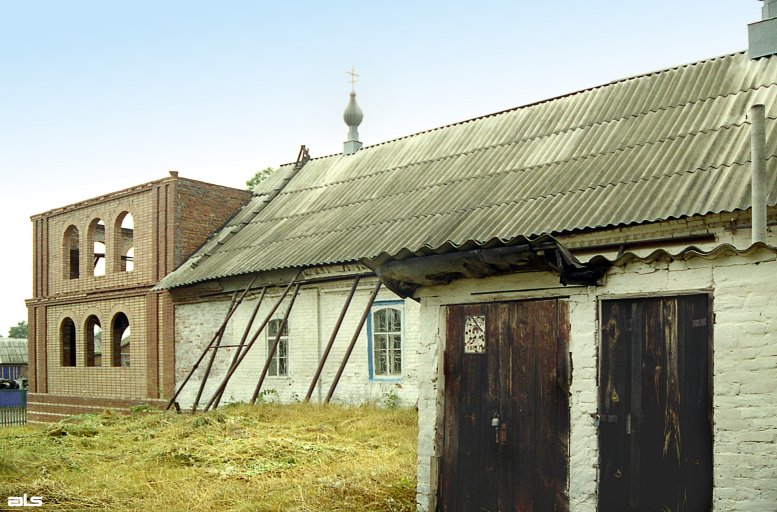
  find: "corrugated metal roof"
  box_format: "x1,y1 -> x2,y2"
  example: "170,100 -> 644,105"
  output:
157,51 -> 777,290
590,241 -> 777,268
0,338 -> 28,365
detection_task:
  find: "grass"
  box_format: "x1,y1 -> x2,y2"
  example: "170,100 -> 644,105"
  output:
0,403 -> 418,511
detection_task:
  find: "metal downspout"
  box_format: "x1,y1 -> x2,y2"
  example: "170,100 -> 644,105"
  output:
751,104 -> 767,244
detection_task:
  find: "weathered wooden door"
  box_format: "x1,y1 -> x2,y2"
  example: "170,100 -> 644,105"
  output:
599,295 -> 712,512
439,299 -> 570,512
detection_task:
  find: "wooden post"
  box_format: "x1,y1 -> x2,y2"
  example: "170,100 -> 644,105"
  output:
325,280 -> 381,404
165,276 -> 256,411
190,292 -> 239,412
305,275 -> 360,402
250,283 -> 302,404
203,270 -> 302,411
212,286 -> 267,409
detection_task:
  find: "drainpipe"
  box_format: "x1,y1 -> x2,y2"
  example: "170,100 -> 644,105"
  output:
750,104 -> 767,244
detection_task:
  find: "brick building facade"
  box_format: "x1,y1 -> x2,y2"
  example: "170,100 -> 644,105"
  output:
25,172 -> 251,422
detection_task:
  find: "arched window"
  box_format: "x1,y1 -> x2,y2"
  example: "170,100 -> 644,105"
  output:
267,319 -> 288,376
111,313 -> 130,367
89,219 -> 106,276
369,304 -> 403,378
114,213 -> 134,272
61,318 -> 76,367
63,225 -> 80,279
84,315 -> 102,367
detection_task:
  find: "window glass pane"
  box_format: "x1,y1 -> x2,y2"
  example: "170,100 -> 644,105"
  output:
278,339 -> 287,357
268,319 -> 279,337
374,310 -> 386,332
267,337 -> 277,376
392,351 -> 402,373
376,352 -> 388,375
375,308 -> 402,333
278,357 -> 287,376
387,309 -> 401,332
391,334 -> 402,351
375,333 -> 387,351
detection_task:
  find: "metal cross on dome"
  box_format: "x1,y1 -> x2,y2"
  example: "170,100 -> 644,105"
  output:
347,66 -> 359,92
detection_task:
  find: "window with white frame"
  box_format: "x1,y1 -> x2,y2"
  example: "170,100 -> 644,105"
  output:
370,302 -> 403,378
267,319 -> 289,377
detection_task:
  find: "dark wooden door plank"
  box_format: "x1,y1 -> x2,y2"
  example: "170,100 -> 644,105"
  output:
599,295 -> 712,512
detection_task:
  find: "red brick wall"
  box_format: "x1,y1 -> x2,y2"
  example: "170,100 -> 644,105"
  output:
25,174 -> 250,417
173,179 -> 251,268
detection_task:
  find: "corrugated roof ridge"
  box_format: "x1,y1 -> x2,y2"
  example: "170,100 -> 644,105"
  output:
211,157 -> 763,262
601,51 -> 745,86
275,80 -> 775,198
296,51 -> 747,166
244,119 -> 754,228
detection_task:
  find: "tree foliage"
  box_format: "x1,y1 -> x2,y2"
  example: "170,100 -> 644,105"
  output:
8,321 -> 27,338
246,167 -> 275,190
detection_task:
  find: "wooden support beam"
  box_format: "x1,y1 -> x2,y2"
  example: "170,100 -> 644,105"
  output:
190,277 -> 257,412
164,276 -> 256,411
325,280 -> 381,404
191,291 -> 239,412
203,270 -> 302,411
212,287 -> 268,408
250,283 -> 302,404
305,275 -> 361,402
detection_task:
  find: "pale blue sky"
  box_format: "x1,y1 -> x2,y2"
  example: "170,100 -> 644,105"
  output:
0,1 -> 762,334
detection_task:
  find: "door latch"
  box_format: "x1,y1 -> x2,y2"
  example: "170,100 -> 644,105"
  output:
491,415 -> 508,445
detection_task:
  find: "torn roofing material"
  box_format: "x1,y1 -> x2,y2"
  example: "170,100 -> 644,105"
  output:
156,51 -> 777,290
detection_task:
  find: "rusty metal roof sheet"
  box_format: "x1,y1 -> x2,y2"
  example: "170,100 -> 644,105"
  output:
157,51 -> 777,290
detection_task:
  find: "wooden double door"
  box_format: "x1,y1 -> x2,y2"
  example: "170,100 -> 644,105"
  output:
439,299 -> 570,512
599,295 -> 713,512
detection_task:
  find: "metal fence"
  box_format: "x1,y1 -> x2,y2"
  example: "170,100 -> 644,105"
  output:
0,389 -> 27,427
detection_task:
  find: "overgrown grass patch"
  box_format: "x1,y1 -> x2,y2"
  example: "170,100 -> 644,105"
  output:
0,403 -> 417,511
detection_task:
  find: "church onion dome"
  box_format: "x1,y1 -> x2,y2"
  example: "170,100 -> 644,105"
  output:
343,91 -> 363,127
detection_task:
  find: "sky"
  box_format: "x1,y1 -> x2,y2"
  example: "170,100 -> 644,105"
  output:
0,0 -> 762,336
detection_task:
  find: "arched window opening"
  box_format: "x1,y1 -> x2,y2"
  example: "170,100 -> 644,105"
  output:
90,219 -> 106,277
85,315 -> 102,367
111,313 -> 131,367
61,318 -> 76,367
115,213 -> 134,272
267,319 -> 289,376
63,225 -> 80,279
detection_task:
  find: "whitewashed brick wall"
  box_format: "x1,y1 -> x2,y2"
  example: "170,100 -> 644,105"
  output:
174,278 -> 421,410
414,249 -> 777,512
